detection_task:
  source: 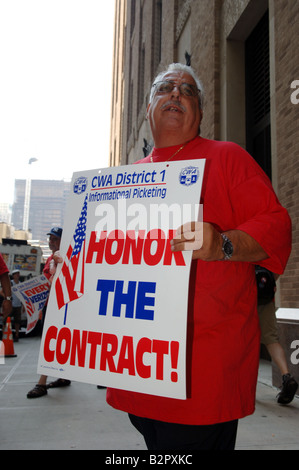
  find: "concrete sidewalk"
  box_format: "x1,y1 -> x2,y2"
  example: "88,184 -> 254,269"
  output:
0,336 -> 298,450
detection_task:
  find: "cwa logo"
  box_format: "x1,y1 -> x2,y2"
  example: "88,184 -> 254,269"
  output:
73,177 -> 88,195
179,166 -> 199,186
290,80 -> 299,104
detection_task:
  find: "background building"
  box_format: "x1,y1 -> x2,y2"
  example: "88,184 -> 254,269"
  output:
0,203 -> 12,225
109,0 -> 299,311
12,179 -> 70,243
0,222 -> 14,242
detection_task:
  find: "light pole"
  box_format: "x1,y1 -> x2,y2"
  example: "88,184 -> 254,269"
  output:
23,158 -> 38,231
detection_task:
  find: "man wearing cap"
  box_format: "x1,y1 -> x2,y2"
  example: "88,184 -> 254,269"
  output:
43,227 -> 63,281
27,227 -> 71,398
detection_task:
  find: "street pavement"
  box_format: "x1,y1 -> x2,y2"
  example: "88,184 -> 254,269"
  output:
0,335 -> 298,450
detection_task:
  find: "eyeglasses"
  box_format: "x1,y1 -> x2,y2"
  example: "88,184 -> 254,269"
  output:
152,80 -> 201,98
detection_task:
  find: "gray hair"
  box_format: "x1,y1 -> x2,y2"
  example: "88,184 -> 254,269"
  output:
149,63 -> 204,110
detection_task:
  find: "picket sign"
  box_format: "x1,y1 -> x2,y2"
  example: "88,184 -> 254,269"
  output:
38,160 -> 205,399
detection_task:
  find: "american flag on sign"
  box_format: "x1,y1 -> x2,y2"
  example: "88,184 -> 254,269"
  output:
55,194 -> 88,311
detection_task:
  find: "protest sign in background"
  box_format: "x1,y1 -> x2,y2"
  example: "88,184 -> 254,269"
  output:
12,275 -> 50,334
38,160 -> 205,399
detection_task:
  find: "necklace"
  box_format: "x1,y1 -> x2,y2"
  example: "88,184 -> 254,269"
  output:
150,143 -> 186,163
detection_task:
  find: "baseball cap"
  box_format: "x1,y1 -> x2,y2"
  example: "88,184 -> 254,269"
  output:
47,227 -> 63,239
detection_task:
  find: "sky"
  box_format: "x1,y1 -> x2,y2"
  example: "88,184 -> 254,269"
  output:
0,0 -> 115,205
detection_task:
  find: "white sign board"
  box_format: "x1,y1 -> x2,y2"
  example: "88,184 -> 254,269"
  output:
38,160 -> 205,399
12,275 -> 50,334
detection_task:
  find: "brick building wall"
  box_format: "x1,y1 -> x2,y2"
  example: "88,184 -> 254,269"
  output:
189,0 -> 222,140
273,0 -> 299,307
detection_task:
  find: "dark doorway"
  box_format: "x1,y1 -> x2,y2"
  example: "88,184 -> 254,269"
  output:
245,12 -> 272,180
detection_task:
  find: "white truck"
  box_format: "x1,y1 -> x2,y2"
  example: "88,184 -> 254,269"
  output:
0,240 -> 44,335
0,239 -> 43,279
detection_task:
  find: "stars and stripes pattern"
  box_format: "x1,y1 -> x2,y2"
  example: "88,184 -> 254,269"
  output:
55,194 -> 88,310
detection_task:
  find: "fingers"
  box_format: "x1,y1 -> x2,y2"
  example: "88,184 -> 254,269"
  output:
170,221 -> 203,252
49,251 -> 64,280
170,222 -> 223,261
53,250 -> 63,264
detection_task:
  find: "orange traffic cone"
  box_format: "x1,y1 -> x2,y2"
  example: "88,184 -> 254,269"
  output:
2,317 -> 17,358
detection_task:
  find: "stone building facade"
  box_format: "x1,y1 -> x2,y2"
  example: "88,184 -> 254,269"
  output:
109,0 -> 299,309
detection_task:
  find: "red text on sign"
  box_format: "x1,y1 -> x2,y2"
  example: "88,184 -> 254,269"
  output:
43,326 -> 179,383
85,229 -> 186,266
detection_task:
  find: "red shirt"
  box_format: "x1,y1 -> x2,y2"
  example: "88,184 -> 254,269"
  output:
0,254 -> 9,276
106,137 -> 291,425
